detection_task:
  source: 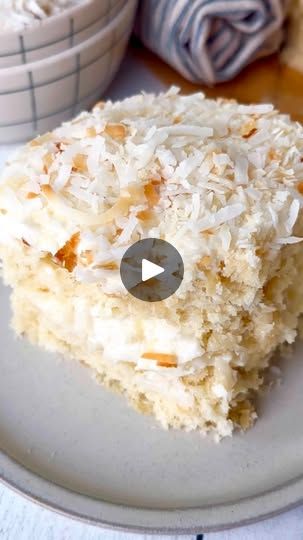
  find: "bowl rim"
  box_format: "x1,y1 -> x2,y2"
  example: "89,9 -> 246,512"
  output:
0,0 -> 135,78
0,0 -> 126,60
0,0 -> 120,38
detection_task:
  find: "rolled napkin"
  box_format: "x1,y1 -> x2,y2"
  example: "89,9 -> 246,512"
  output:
137,0 -> 286,84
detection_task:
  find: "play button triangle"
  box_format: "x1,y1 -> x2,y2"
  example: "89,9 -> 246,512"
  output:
141,258 -> 165,282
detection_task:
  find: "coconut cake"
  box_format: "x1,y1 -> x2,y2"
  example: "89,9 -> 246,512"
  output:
1,87 -> 303,439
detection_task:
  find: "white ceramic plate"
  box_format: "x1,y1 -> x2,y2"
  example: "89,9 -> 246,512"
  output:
1,52 -> 303,535
2,276 -> 303,535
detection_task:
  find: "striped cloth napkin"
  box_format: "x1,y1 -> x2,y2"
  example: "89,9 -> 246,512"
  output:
136,0 -> 286,84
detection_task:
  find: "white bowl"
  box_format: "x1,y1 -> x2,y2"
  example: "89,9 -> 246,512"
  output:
0,0 -> 126,69
0,0 -> 137,144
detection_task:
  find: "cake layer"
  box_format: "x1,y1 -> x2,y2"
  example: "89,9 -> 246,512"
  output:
1,231 -> 303,439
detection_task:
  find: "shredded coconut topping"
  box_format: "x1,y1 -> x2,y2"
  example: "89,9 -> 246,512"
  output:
1,87 -> 303,293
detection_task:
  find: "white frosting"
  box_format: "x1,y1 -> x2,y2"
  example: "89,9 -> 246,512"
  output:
91,316 -> 204,368
29,284 -> 204,376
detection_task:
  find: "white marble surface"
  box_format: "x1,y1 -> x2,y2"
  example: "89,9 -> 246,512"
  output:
1,50 -> 303,540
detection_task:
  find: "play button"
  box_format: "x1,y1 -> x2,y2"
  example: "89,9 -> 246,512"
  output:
120,238 -> 184,302
142,259 -> 164,282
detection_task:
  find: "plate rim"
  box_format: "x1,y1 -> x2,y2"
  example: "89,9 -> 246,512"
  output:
1,446 -> 303,534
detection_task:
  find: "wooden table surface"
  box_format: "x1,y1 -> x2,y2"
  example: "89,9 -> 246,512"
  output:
132,41 -> 303,123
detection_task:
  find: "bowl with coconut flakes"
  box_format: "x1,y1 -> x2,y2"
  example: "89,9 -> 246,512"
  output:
0,0 -> 126,68
0,0 -> 138,143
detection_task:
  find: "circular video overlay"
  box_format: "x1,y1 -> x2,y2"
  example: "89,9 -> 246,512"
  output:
120,238 -> 184,302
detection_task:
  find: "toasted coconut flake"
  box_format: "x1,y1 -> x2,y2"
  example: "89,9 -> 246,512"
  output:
114,227 -> 123,238
41,184 -> 53,198
104,123 -> 127,140
80,249 -> 94,265
255,247 -> 266,257
55,141 -> 65,153
268,148 -> 281,161
242,127 -> 257,139
86,127 -> 97,138
96,261 -> 118,270
101,197 -> 132,224
26,192 -> 38,199
123,183 -> 145,200
173,115 -> 182,124
144,181 -> 160,207
72,154 -> 88,173
136,209 -> 155,221
142,352 -> 178,367
297,181 -> 303,195
201,228 -> 214,236
42,152 -> 54,173
196,255 -> 211,270
55,232 -> 80,272
240,118 -> 257,138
